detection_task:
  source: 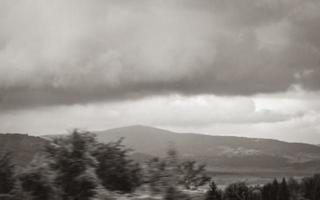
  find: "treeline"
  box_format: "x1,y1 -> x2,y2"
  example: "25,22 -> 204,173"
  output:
0,130 -> 319,200
205,175 -> 320,200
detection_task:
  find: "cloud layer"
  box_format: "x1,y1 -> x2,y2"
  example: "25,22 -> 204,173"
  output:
1,89 -> 319,143
0,0 -> 320,110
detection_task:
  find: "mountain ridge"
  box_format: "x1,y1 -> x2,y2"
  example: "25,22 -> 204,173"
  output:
1,125 -> 320,173
101,125 -> 318,146
95,125 -> 320,172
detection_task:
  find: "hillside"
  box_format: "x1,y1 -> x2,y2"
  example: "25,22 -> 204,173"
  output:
96,125 -> 320,172
2,126 -> 320,172
0,133 -> 47,165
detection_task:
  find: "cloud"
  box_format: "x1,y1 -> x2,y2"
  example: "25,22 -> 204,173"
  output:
0,0 -> 320,110
1,89 -> 317,131
1,90 -> 319,143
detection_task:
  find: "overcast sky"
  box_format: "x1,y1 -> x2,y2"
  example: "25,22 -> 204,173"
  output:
0,0 -> 320,144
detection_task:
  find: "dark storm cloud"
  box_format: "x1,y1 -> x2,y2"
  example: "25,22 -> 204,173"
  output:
0,0 -> 320,110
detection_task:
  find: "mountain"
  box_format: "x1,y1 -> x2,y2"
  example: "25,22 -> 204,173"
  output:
2,126 -> 320,173
96,125 -> 320,172
0,133 -> 47,165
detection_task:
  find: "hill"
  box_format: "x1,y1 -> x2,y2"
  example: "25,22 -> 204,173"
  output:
0,133 -> 47,165
2,126 -> 320,173
96,125 -> 320,172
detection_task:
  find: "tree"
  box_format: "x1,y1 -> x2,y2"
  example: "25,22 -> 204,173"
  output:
224,182 -> 250,200
248,186 -> 262,200
205,181 -> 222,200
143,148 -> 210,193
287,178 -> 301,200
45,130 -> 100,200
271,179 -> 280,200
262,183 -> 273,200
18,157 -> 58,200
9,180 -> 34,200
178,161 -> 210,190
278,178 -> 290,200
93,138 -> 142,193
301,174 -> 320,200
143,157 -> 168,193
0,152 -> 16,194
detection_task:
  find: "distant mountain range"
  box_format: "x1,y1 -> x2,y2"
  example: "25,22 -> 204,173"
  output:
1,125 -> 320,173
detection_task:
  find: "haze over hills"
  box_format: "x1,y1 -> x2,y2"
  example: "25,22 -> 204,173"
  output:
96,125 -> 320,172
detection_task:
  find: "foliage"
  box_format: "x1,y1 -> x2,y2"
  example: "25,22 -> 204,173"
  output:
262,179 -> 280,200
0,152 -> 16,194
205,181 -> 222,200
278,178 -> 290,200
2,130 -> 320,200
287,178 -> 300,200
45,130 -> 100,200
224,182 -> 249,200
143,148 -> 210,193
301,174 -> 320,200
178,160 -> 210,190
93,138 -> 142,193
18,161 -> 58,200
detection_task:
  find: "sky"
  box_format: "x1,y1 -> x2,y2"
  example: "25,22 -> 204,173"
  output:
0,0 -> 319,144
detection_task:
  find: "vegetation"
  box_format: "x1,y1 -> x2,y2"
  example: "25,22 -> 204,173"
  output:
93,138 -> 141,193
0,152 -> 16,194
205,181 -> 222,200
0,130 -> 320,200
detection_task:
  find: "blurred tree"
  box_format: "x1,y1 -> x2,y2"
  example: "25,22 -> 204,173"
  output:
9,180 -> 33,200
178,160 -> 210,190
271,179 -> 280,200
0,152 -> 16,194
248,186 -> 262,200
93,138 -> 142,193
224,182 -> 249,200
18,157 -> 58,200
301,174 -> 320,200
45,130 -> 99,200
143,157 -> 168,193
205,181 -> 222,200
262,183 -> 272,200
287,178 -> 300,200
278,178 -> 290,200
144,148 -> 210,193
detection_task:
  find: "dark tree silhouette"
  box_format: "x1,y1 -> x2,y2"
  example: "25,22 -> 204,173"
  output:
205,181 -> 222,200
18,158 -> 58,200
287,178 -> 300,200
262,183 -> 273,200
0,152 -> 16,194
178,160 -> 210,190
144,148 -> 210,194
301,174 -> 320,200
45,130 -> 99,200
278,178 -> 290,200
224,182 -> 249,200
93,138 -> 142,193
